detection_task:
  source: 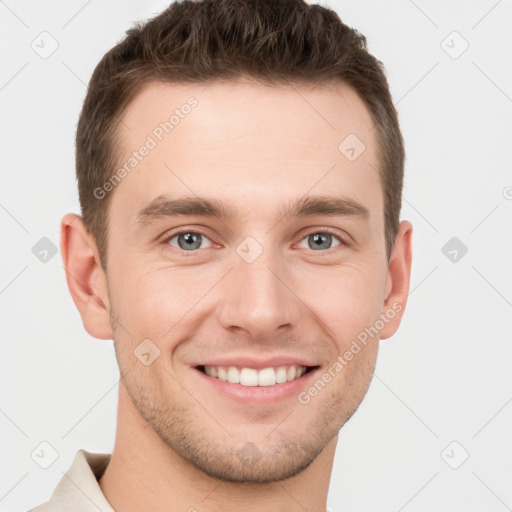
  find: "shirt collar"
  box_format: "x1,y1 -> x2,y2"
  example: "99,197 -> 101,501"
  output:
31,449 -> 113,512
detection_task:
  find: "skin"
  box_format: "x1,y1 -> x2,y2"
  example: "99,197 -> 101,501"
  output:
61,80 -> 412,512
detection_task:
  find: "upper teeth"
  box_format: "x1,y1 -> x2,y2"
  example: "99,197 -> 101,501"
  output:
203,365 -> 307,387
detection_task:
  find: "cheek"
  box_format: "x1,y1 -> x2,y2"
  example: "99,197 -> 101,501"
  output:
296,263 -> 385,342
110,265 -> 206,341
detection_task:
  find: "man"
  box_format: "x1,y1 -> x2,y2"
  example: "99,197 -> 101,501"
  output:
30,0 -> 412,510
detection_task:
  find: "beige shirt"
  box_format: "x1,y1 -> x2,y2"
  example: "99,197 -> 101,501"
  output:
28,449 -> 334,512
28,449 -> 114,512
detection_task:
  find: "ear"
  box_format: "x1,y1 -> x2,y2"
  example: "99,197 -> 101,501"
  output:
60,213 -> 113,340
380,220 -> 413,340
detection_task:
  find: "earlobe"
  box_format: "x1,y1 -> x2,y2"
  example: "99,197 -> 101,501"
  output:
60,213 -> 113,340
380,220 -> 413,340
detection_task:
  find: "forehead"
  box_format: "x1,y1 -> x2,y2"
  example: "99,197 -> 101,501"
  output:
110,79 -> 382,229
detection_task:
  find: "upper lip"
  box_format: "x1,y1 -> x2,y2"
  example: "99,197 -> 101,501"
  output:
194,355 -> 318,371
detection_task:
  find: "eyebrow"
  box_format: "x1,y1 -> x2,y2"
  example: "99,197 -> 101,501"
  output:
133,193 -> 370,229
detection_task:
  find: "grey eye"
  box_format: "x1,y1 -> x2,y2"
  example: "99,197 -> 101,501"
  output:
168,231 -> 212,251
299,232 -> 342,251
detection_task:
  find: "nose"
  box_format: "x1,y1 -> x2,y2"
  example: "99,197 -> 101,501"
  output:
216,244 -> 302,339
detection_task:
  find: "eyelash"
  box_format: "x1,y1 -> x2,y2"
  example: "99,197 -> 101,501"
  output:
163,228 -> 348,255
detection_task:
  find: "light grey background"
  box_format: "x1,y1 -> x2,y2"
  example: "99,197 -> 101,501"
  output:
1,1 -> 511,511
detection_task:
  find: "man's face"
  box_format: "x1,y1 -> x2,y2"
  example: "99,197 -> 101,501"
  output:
103,80 -> 395,482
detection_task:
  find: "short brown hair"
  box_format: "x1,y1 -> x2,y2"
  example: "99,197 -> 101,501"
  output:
76,0 -> 404,270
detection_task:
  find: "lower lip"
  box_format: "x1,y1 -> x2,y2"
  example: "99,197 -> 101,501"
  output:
192,367 -> 320,405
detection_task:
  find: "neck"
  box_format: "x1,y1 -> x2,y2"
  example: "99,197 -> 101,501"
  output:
99,384 -> 337,512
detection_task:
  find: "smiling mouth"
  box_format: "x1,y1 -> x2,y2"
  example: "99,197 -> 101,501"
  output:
196,364 -> 318,387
